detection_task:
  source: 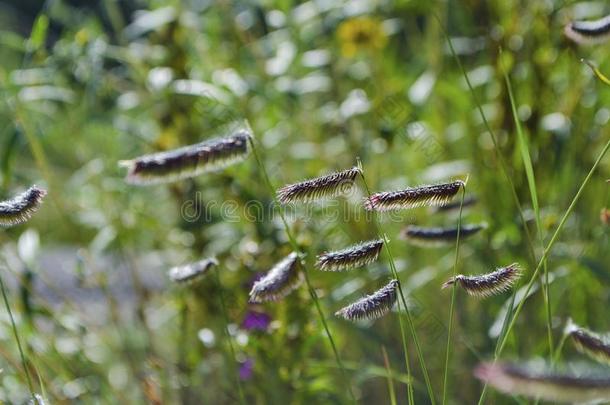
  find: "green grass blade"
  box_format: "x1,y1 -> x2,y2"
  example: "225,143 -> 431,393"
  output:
501,51 -> 554,355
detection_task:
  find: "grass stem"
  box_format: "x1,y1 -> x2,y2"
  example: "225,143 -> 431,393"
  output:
442,186 -> 466,405
248,136 -> 356,403
0,271 -> 35,400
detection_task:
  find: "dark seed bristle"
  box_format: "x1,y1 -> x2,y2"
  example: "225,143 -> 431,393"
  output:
120,129 -> 251,185
0,185 -> 47,227
249,252 -> 302,303
565,15 -> 610,45
316,239 -> 384,271
442,263 -> 521,298
277,167 -> 362,204
474,361 -> 610,403
400,223 -> 486,246
169,258 -> 218,284
566,321 -> 610,366
364,180 -> 465,212
335,279 -> 398,322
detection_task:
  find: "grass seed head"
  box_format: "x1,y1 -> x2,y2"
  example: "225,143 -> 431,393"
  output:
316,239 -> 384,271
249,252 -> 302,303
566,320 -> 610,366
169,258 -> 219,284
364,180 -> 465,211
335,279 -> 398,322
565,15 -> 610,45
120,129 -> 251,185
442,263 -> 521,298
400,223 -> 486,246
475,361 -> 610,403
277,166 -> 362,204
0,185 -> 47,227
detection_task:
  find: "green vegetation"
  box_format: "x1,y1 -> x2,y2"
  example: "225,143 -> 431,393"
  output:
0,1 -> 609,403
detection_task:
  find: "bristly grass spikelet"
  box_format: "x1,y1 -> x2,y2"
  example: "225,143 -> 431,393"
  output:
400,223 -> 486,246
335,279 -> 398,322
169,258 -> 219,284
364,180 -> 465,211
0,185 -> 47,227
474,361 -> 610,403
120,129 -> 251,185
564,15 -> 610,45
276,166 -> 361,204
442,263 -> 522,298
316,239 -> 384,271
566,320 -> 610,366
249,252 -> 302,303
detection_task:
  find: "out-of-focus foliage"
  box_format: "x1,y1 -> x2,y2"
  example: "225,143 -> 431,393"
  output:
0,0 -> 609,403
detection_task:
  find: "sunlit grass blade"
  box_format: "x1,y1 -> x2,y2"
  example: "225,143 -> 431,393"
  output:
316,239 -> 383,271
335,279 -> 398,322
582,59 -> 610,86
502,54 -> 553,355
364,180 -> 465,211
0,185 -> 47,227
478,136 -> 610,404
475,361 -> 610,403
277,166 -> 361,204
381,346 -> 398,405
120,129 -> 251,185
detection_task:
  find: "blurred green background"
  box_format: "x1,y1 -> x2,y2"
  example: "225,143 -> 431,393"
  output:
0,0 -> 609,403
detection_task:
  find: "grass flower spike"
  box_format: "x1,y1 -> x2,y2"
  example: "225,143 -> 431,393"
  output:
364,180 -> 465,211
169,258 -> 218,284
566,320 -> 610,366
249,252 -> 302,303
0,186 -> 47,227
475,362 -> 610,403
564,15 -> 610,45
335,279 -> 398,321
277,167 -> 361,204
442,263 -> 521,298
400,223 -> 486,246
316,239 -> 384,271
120,129 -> 251,185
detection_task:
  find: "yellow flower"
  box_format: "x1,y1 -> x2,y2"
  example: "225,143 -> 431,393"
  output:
337,17 -> 388,57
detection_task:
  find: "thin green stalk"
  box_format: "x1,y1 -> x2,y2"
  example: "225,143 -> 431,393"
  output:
355,163 -> 414,404
502,56 -> 554,356
438,19 -> 544,365
0,272 -> 35,400
214,267 -> 246,405
438,17 -> 537,265
247,136 -> 356,403
176,296 -> 190,404
478,135 -> 610,404
442,185 -> 466,405
381,346 -> 398,405
358,166 -> 435,405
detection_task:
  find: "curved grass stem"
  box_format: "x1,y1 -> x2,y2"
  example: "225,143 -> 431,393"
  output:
247,136 -> 356,403
0,272 -> 35,400
477,135 -> 610,404
442,186 -> 466,405
357,163 -> 435,405
214,266 -> 246,405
